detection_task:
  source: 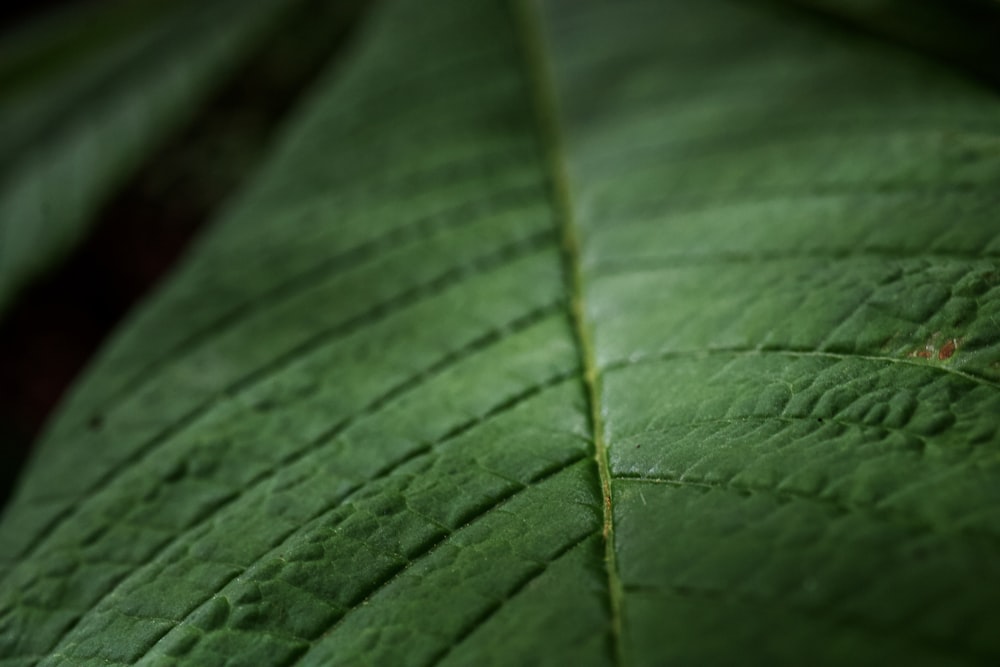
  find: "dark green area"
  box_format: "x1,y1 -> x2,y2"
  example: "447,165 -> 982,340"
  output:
0,0 -> 998,665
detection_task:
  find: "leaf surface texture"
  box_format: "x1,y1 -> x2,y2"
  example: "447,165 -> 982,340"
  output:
1,0 -> 999,665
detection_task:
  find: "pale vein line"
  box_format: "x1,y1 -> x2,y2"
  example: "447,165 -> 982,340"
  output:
586,180 -> 1000,227
602,346 -> 1000,392
513,1 -> 625,664
615,413 -> 927,449
575,121 -> 1000,173
613,474 -> 1000,546
588,248 -> 1000,275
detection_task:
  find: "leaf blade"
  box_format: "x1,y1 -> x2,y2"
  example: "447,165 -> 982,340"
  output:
2,0 -> 1000,665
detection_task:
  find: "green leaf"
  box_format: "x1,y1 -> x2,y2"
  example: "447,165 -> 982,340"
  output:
0,0 -> 296,314
2,0 -> 1000,665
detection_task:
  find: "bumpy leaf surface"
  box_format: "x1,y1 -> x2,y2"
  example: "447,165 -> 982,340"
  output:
2,0 -> 1000,665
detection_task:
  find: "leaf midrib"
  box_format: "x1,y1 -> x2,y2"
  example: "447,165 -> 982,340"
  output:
512,0 -> 626,663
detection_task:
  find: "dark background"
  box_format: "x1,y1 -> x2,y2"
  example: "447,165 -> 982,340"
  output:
0,0 -> 366,507
0,0 -> 78,28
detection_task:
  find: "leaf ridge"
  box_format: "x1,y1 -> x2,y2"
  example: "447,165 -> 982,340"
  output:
603,347 -> 1000,391
424,530 -> 600,667
617,414 -> 929,451
591,250 -> 1000,274
76,182 -> 546,424
279,457 -> 590,667
586,181 -> 1000,222
512,0 -> 625,663
1,230 -> 553,576
614,473 -> 999,547
56,372 -> 581,665
32,304 -> 565,662
576,122 -> 1000,171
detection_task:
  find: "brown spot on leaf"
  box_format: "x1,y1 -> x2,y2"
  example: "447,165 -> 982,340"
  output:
907,335 -> 960,361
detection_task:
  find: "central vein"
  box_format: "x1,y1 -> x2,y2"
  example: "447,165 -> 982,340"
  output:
512,0 -> 625,663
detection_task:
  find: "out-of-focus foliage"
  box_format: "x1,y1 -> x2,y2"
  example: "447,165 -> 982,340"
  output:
0,0 -> 293,313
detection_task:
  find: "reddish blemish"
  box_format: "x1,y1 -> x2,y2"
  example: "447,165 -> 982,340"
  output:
939,339 -> 958,360
913,348 -> 933,359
